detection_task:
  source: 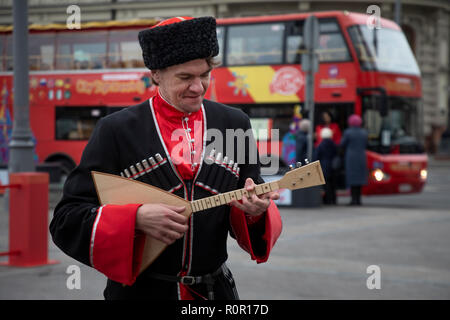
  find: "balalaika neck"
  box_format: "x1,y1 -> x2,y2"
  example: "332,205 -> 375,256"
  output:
190,180 -> 279,213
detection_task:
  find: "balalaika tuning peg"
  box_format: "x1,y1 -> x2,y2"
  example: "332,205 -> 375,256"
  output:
304,159 -> 310,164
296,162 -> 302,168
289,164 -> 294,170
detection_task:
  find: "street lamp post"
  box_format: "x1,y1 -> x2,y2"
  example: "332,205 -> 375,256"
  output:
9,0 -> 35,173
291,15 -> 322,208
302,15 -> 319,161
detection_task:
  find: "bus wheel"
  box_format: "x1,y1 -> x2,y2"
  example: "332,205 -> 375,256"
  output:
45,156 -> 76,181
58,158 -> 76,176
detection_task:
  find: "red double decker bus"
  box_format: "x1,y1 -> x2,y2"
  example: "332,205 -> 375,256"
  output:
0,11 -> 427,195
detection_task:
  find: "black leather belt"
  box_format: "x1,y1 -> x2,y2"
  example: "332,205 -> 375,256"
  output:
147,264 -> 224,300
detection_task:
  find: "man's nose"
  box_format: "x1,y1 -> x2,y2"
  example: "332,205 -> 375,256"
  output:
189,77 -> 204,93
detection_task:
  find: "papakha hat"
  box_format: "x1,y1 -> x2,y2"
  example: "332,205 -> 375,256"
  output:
138,16 -> 219,70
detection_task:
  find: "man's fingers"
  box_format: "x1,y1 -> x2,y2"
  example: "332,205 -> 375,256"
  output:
159,234 -> 177,245
245,178 -> 255,190
270,192 -> 280,201
136,203 -> 189,242
253,197 -> 269,212
261,191 -> 280,201
167,211 -> 188,225
244,178 -> 277,201
231,179 -> 278,215
232,194 -> 264,216
163,207 -> 188,225
229,200 -> 246,212
160,204 -> 186,213
154,218 -> 188,245
159,229 -> 185,244
166,218 -> 189,233
167,217 -> 188,232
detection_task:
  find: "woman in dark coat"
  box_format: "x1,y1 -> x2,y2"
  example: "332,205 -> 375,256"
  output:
314,127 -> 338,204
340,114 -> 368,205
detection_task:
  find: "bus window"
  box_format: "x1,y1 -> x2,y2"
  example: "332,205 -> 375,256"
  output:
364,108 -> 383,140
29,33 -> 55,70
56,31 -> 107,70
317,20 -> 350,62
388,98 -> 422,149
226,23 -> 284,65
238,103 -> 294,140
286,21 -> 303,64
348,25 -> 420,75
5,34 -> 12,71
362,96 -> 423,153
0,34 -> 4,71
216,26 -> 225,65
362,95 -> 391,152
108,30 -> 144,69
55,107 -> 106,140
286,19 -> 350,64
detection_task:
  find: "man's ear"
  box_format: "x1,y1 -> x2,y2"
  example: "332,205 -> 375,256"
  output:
150,70 -> 160,86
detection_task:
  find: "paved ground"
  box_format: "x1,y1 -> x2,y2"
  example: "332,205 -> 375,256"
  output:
0,157 -> 449,300
228,205 -> 450,300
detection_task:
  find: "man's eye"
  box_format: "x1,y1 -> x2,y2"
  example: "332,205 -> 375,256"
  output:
178,75 -> 191,80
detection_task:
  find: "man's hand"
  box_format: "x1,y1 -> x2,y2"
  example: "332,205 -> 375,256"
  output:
135,204 -> 188,245
230,178 -> 280,216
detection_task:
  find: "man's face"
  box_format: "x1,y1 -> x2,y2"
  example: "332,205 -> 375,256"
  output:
152,59 -> 212,113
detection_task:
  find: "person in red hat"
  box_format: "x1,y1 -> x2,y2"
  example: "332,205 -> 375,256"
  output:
340,114 -> 368,205
50,16 -> 282,300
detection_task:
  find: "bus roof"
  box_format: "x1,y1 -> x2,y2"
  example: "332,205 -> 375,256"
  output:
217,11 -> 400,30
0,18 -> 158,32
0,10 -> 400,33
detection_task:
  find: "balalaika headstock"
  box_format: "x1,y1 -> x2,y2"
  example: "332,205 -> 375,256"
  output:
278,160 -> 325,190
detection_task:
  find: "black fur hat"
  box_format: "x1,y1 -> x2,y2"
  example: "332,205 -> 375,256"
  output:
138,16 -> 219,70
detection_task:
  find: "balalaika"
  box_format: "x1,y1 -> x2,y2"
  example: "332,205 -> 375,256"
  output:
92,160 -> 325,274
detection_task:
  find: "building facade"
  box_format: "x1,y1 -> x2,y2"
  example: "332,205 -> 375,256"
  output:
0,0 -> 448,152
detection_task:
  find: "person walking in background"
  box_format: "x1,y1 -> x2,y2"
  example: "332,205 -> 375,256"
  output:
295,119 -> 311,163
340,114 -> 368,205
281,121 -> 299,166
281,105 -> 302,166
315,110 -> 341,147
314,127 -> 337,204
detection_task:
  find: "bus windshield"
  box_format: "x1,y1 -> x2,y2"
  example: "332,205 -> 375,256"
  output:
363,96 -> 423,153
348,25 -> 420,75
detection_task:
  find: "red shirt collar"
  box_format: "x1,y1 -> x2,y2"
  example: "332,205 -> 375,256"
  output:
151,90 -> 204,180
153,89 -> 202,121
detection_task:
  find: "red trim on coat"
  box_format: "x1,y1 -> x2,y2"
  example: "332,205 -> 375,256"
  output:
229,200 -> 282,263
90,204 -> 145,285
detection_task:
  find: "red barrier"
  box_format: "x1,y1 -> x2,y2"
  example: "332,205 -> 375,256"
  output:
0,172 -> 58,267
